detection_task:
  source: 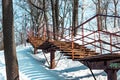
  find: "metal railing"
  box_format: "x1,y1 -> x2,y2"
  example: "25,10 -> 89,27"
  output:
27,14 -> 120,59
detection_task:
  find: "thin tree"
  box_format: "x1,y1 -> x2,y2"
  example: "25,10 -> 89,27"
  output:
72,0 -> 79,36
55,0 -> 59,39
43,0 -> 49,39
113,0 -> 118,27
51,0 -> 56,40
2,0 -> 19,80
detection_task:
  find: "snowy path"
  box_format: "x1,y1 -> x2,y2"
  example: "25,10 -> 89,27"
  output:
17,47 -> 65,80
0,46 -> 108,80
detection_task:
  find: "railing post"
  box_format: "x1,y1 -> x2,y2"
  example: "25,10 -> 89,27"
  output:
43,26 -> 46,41
50,50 -> 55,69
98,31 -> 102,54
34,48 -> 37,54
94,33 -> 96,52
71,29 -> 74,60
110,34 -> 112,54
97,15 -> 102,54
82,25 -> 84,45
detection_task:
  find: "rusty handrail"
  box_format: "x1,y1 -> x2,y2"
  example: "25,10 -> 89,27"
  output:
27,14 -> 120,55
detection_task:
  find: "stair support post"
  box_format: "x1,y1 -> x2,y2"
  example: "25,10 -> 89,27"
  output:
105,69 -> 118,80
34,48 -> 37,54
50,50 -> 55,69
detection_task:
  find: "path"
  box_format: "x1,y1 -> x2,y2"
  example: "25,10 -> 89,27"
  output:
17,47 -> 65,80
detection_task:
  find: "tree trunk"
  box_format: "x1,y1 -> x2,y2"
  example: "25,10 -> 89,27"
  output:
97,0 -> 102,30
2,0 -> 19,80
55,0 -> 59,39
43,0 -> 49,40
113,0 -> 118,28
51,0 -> 56,40
72,0 -> 78,36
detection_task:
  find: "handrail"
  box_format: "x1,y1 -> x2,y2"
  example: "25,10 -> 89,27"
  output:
82,39 -> 111,52
75,14 -> 120,30
73,14 -> 120,54
27,14 -> 120,55
75,14 -> 98,30
47,30 -> 71,41
74,30 -> 98,42
98,14 -> 120,18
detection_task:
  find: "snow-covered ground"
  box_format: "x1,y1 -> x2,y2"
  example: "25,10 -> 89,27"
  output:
1,44 -> 120,80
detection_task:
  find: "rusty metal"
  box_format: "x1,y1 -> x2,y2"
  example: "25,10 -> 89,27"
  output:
75,14 -> 98,30
74,31 -> 98,42
94,33 -> 96,52
82,25 -> 84,45
34,48 -> 37,54
43,26 -> 46,41
27,14 -> 120,80
71,31 -> 74,60
99,31 -> 102,54
50,50 -> 55,69
86,61 -> 96,80
43,52 -> 50,66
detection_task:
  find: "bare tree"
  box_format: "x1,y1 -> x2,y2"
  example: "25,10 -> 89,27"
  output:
50,0 -> 57,40
72,0 -> 79,36
92,0 -> 110,30
2,0 -> 19,80
55,0 -> 59,39
113,0 -> 118,27
43,0 -> 49,39
27,0 -> 44,33
0,32 -> 3,50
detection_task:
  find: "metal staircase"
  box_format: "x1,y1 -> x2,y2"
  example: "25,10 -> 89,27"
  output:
27,14 -> 120,80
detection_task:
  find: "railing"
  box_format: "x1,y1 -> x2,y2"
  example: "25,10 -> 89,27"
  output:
27,14 -> 120,59
74,14 -> 120,55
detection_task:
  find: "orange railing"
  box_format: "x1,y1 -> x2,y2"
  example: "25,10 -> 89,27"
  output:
27,14 -> 120,59
74,14 -> 120,55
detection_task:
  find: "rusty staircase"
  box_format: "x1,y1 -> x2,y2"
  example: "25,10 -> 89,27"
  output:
27,14 -> 120,80
52,40 -> 99,59
27,36 -> 99,59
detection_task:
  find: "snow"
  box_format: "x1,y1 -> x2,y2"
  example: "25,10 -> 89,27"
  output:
0,44 -> 110,80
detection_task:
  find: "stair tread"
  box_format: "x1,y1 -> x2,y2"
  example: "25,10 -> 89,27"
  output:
28,36 -> 99,59
67,55 -> 97,59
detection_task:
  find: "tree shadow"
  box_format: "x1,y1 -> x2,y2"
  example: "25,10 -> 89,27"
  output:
57,65 -> 88,73
71,71 -> 106,80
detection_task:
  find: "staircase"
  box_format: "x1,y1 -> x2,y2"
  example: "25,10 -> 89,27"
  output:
27,35 -> 99,60
26,14 -> 120,80
27,36 -> 44,48
51,40 -> 99,59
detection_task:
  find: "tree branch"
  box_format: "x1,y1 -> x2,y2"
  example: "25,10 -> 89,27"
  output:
28,0 -> 44,11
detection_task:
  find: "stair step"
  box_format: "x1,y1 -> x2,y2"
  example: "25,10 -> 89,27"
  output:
89,52 -> 99,55
64,53 -> 80,56
28,36 -> 100,59
63,53 -> 89,56
67,55 -> 97,59
67,56 -> 85,59
60,50 -> 83,53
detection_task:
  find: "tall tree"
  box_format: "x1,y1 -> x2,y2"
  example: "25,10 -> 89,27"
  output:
2,0 -> 19,80
92,0 -> 110,30
51,0 -> 56,40
0,32 -> 3,50
28,0 -> 44,33
43,0 -> 49,39
72,0 -> 79,36
113,0 -> 118,27
55,0 -> 59,39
